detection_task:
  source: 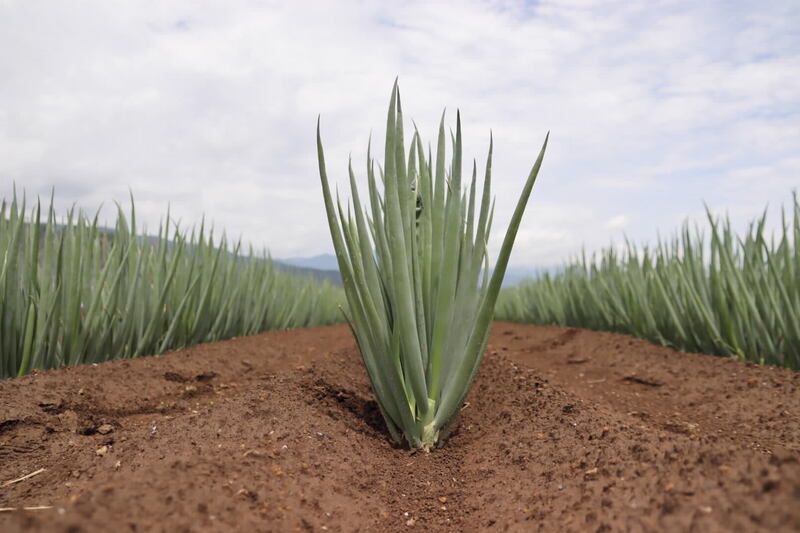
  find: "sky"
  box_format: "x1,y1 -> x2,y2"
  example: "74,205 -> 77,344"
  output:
1,0 -> 798,267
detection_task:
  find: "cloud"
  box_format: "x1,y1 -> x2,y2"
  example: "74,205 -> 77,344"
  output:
605,215 -> 629,231
0,0 -> 798,267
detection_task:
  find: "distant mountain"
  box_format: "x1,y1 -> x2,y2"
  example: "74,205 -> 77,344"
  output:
277,253 -> 560,288
501,265 -> 563,287
271,259 -> 342,286
280,254 -> 340,271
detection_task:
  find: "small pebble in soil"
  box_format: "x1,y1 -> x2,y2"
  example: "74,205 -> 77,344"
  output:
96,445 -> 109,456
97,424 -> 114,435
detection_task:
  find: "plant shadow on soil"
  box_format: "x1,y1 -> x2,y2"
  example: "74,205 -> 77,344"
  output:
1,323 -> 799,532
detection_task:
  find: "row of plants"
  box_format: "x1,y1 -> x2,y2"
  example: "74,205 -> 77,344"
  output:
0,193 -> 343,378
496,193 -> 800,369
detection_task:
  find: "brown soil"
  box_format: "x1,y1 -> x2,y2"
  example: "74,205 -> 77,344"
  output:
1,323 -> 798,532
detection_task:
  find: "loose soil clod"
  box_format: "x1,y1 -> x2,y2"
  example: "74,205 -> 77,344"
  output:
1,323 -> 798,532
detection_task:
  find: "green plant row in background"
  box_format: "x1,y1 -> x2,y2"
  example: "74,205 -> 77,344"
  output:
0,193 -> 343,378
497,193 -> 799,369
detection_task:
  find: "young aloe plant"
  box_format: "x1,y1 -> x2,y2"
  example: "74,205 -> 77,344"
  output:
317,82 -> 547,449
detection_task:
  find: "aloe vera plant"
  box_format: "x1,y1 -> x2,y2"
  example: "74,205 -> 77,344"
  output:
317,82 -> 548,449
497,193 -> 800,369
0,193 -> 343,379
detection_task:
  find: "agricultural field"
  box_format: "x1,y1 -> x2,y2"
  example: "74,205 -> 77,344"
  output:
2,97 -> 799,531
1,324 -> 798,531
2,1 -> 799,530
497,194 -> 800,370
0,196 -> 343,379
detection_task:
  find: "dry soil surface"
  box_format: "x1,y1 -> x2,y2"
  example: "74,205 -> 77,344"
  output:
1,322 -> 798,532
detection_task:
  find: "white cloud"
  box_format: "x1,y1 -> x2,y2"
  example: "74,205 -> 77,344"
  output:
0,0 -> 798,266
605,215 -> 629,231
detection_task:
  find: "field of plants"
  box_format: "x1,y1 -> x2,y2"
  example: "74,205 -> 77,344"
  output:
0,194 -> 342,379
497,193 -> 800,369
1,88 -> 798,532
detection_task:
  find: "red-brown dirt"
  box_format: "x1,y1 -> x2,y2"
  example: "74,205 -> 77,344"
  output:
1,322 -> 798,532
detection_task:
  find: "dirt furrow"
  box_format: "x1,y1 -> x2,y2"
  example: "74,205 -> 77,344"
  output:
1,323 -> 798,532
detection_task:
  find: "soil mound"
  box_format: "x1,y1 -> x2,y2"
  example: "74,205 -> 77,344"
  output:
1,323 -> 798,532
